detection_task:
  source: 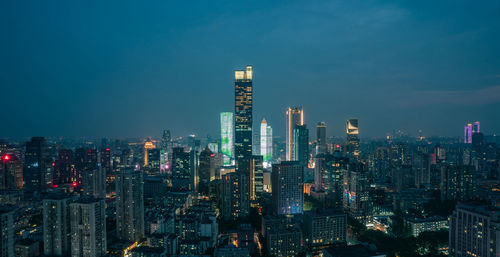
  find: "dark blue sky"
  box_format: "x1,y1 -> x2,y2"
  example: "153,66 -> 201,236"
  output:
1,0 -> 499,139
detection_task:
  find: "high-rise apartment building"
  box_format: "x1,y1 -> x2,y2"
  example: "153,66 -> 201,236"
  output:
69,197 -> 107,257
272,162 -> 304,215
82,167 -> 106,199
449,204 -> 500,257
116,169 -> 145,242
43,195 -> 72,256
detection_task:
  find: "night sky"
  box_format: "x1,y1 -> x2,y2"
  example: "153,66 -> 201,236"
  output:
1,0 -> 499,139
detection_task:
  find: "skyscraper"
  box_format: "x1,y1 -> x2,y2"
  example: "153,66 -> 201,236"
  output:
220,112 -> 234,166
346,119 -> 360,157
464,121 -> 480,144
43,195 -> 72,256
172,147 -> 191,191
250,155 -> 263,201
316,122 -> 327,155
286,107 -> 304,161
293,125 -> 309,166
82,167 -> 106,199
234,65 -> 253,219
144,139 -> 155,167
198,146 -> 215,194
260,119 -> 273,167
272,162 -> 304,215
69,197 -> 107,257
221,171 -> 250,220
24,137 -> 49,192
234,66 -> 253,166
116,169 -> 145,242
160,130 -> 171,173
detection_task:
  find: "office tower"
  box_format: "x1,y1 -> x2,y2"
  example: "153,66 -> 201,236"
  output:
343,164 -> 370,223
56,149 -> 73,185
250,155 -> 264,201
293,125 -> 309,166
286,107 -> 304,161
172,147 -> 191,191
314,154 -> 348,207
440,164 -> 475,201
190,149 -> 199,192
82,167 -> 106,199
304,209 -> 347,248
346,119 -> 360,158
198,147 -> 215,194
160,130 -> 171,173
221,171 -> 250,220
1,153 -> 23,189
99,148 -> 111,173
449,204 -> 500,257
116,169 -> 145,242
316,122 -> 327,155
24,137 -> 49,192
144,139 -> 155,167
220,112 -> 234,166
43,195 -> 72,256
0,207 -> 14,257
69,197 -> 106,257
234,66 -> 253,166
234,65 -> 253,219
260,119 -> 273,167
272,162 -> 304,215
464,121 -> 481,144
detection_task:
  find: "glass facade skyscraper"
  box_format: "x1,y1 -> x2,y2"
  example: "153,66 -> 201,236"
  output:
286,106 -> 304,161
260,119 -> 273,167
220,112 -> 234,166
234,66 -> 253,165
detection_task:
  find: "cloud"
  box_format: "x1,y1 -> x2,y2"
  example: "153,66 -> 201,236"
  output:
395,85 -> 500,107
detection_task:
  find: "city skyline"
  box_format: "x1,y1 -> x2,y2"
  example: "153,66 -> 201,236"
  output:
1,1 -> 500,138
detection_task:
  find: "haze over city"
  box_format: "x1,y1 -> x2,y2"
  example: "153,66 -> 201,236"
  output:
2,0 -> 500,138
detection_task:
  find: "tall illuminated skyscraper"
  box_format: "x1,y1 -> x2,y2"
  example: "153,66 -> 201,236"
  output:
160,130 -> 171,173
234,66 -> 253,165
286,107 -> 304,161
220,112 -> 234,166
234,65 -> 253,219
144,139 -> 155,167
346,119 -> 360,157
260,119 -> 273,167
464,121 -> 480,144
